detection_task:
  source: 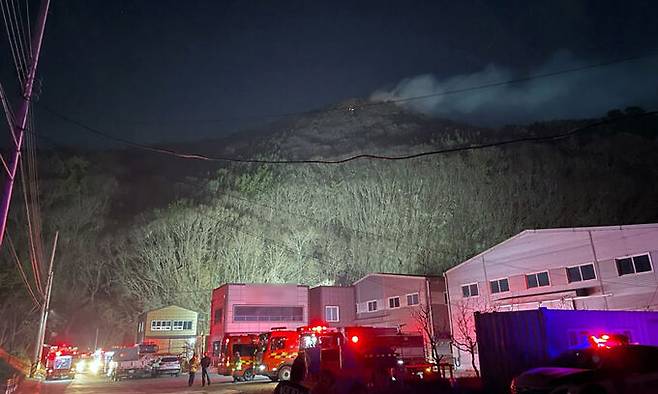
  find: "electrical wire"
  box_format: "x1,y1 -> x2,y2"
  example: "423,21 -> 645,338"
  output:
8,0 -> 29,72
27,110 -> 45,269
19,157 -> 43,292
1,0 -> 26,84
13,0 -> 30,62
37,103 -> 658,164
5,230 -> 42,308
108,52 -> 658,126
23,0 -> 30,55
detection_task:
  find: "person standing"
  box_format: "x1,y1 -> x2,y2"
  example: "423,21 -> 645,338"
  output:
200,352 -> 211,386
188,353 -> 200,387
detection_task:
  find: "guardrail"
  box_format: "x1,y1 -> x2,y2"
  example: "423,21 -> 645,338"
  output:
2,374 -> 22,394
0,346 -> 31,394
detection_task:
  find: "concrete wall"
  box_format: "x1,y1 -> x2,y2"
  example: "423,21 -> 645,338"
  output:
354,274 -> 430,332
308,286 -> 355,327
208,283 -> 308,350
445,224 -> 658,372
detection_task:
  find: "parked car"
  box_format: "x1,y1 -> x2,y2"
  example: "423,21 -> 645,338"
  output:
511,343 -> 658,394
153,355 -> 181,377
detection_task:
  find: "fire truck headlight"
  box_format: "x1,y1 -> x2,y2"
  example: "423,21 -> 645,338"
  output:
396,359 -> 404,366
259,364 -> 266,371
90,359 -> 101,375
76,360 -> 86,373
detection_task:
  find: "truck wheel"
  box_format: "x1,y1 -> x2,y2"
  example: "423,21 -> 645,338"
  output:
243,368 -> 254,381
278,366 -> 291,381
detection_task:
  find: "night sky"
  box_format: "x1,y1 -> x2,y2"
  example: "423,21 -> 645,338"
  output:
2,0 -> 658,146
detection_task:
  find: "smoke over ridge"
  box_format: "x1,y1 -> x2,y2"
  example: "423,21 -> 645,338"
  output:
371,51 -> 658,125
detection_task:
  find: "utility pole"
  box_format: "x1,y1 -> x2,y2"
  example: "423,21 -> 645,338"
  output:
32,230 -> 57,376
0,0 -> 51,247
93,327 -> 99,350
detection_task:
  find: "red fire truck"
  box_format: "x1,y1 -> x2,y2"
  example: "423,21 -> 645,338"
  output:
256,324 -> 433,386
299,325 -> 439,387
216,334 -> 260,381
43,345 -> 79,380
256,328 -> 302,381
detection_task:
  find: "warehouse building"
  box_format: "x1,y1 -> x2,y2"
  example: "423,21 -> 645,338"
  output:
444,223 -> 658,372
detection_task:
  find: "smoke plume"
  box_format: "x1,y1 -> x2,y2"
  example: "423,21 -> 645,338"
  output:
371,51 -> 658,125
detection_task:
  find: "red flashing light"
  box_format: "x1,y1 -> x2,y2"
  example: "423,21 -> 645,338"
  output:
589,333 -> 627,349
351,335 -> 359,344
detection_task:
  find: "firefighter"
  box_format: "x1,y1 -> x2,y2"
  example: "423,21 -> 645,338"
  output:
201,352 -> 211,386
188,353 -> 200,387
233,350 -> 242,371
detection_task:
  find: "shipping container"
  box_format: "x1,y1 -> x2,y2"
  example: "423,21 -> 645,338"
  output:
475,308 -> 658,393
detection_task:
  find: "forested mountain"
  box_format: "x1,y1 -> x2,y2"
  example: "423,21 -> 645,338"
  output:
1,103 -> 657,353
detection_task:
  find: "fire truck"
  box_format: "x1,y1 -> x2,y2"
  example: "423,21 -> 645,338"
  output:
257,325 -> 433,386
256,328 -> 301,381
43,345 -> 78,380
216,334 -> 260,381
298,326 -> 406,386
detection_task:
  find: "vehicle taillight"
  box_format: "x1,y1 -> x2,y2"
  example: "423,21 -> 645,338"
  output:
351,335 -> 359,344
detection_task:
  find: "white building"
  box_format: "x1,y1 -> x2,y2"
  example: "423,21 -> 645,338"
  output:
444,223 -> 658,371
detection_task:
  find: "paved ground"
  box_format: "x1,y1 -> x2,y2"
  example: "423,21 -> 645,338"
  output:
20,372 -> 277,394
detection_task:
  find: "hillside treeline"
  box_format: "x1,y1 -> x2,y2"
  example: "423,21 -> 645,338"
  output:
1,112 -> 657,354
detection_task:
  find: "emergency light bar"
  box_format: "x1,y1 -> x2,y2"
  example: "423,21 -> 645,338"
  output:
589,333 -> 628,349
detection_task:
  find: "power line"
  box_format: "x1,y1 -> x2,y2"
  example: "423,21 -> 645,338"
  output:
103,52 -> 658,126
371,52 -> 658,106
1,0 -> 27,84
5,230 -> 42,308
37,103 -> 658,164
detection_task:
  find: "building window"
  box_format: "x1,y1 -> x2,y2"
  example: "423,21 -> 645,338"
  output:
388,297 -> 401,309
490,278 -> 509,294
214,308 -> 223,324
233,306 -> 304,322
616,253 -> 653,276
367,300 -> 378,312
406,293 -> 420,306
566,264 -> 596,283
461,283 -> 479,298
171,320 -> 193,331
151,320 -> 172,331
325,306 -> 339,322
526,271 -> 550,288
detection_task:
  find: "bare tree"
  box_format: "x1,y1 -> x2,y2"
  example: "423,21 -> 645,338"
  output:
450,299 -> 497,377
410,302 -> 446,366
